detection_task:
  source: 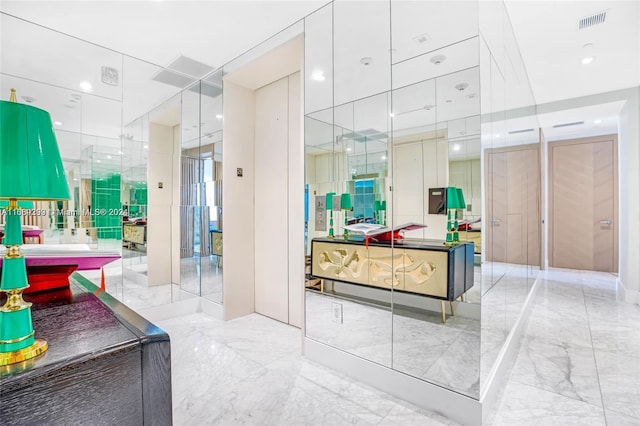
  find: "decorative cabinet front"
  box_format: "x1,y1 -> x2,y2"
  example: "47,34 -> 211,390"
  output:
311,238 -> 473,301
123,224 -> 146,246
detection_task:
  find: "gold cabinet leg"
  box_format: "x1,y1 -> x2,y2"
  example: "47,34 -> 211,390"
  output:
450,301 -> 455,317
320,279 -> 324,293
441,300 -> 446,324
460,293 -> 465,302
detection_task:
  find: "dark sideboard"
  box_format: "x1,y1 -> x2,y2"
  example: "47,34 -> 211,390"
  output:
0,273 -> 172,425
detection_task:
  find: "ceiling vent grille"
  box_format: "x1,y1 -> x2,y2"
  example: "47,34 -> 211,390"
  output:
151,69 -> 196,89
167,55 -> 214,79
553,121 -> 584,128
578,11 -> 607,30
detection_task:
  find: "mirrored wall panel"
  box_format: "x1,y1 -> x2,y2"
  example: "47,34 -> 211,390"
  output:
178,70 -> 224,303
304,0 -> 541,402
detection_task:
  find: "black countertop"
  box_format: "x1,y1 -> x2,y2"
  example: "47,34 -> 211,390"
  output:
0,273 -> 172,425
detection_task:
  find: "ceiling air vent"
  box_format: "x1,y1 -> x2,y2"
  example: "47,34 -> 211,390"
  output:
152,69 -> 196,89
578,11 -> 607,30
167,55 -> 214,79
552,121 -> 584,128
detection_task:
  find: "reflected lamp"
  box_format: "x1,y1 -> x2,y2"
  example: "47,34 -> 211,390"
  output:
325,192 -> 335,238
445,187 -> 465,245
340,193 -> 352,237
0,89 -> 70,366
373,200 -> 382,224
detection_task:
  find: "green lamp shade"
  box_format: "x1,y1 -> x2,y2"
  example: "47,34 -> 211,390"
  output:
340,193 -> 352,210
326,192 -> 336,210
456,188 -> 466,210
0,100 -> 70,200
373,200 -> 382,211
380,200 -> 387,210
446,187 -> 460,209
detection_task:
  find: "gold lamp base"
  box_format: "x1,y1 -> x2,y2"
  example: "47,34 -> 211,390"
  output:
0,338 -> 47,367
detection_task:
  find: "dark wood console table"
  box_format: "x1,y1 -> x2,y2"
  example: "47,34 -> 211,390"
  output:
310,237 -> 474,322
0,273 -> 172,425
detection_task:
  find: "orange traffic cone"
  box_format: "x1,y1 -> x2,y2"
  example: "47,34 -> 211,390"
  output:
100,267 -> 106,292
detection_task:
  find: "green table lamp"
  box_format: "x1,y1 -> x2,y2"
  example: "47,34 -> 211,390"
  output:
340,193 -> 352,237
0,89 -> 70,366
373,200 -> 382,224
325,192 -> 336,238
445,187 -> 465,245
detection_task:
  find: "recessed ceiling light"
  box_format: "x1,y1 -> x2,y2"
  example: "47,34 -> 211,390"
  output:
430,55 -> 446,65
453,144 -> 461,151
96,159 -> 101,163
311,70 -> 326,81
118,151 -> 123,154
445,100 -> 453,103
360,57 -> 374,66
346,147 -> 352,152
496,133 -> 501,138
54,121 -> 62,126
594,119 -> 602,124
70,93 -> 82,101
143,145 -> 148,149
79,81 -> 93,92
107,155 -> 112,159
215,114 -> 223,119
466,93 -> 477,99
581,56 -> 594,65
389,113 -> 395,118
454,83 -> 469,91
381,155 -> 387,160
424,105 -> 435,110
21,96 -> 36,103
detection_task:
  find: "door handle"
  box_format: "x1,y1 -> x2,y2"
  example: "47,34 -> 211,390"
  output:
599,219 -> 612,225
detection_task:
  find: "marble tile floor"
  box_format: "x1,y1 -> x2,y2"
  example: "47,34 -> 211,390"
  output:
152,267 -> 638,426
156,312 -> 460,426
487,268 -> 640,426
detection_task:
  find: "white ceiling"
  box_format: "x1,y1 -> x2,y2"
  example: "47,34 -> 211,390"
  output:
504,0 -> 640,105
1,0 -> 638,169
0,1 -> 326,70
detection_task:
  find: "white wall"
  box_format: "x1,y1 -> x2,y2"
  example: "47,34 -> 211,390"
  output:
393,139 -> 449,239
287,72 -> 304,328
254,72 -> 303,327
147,122 -> 176,286
255,76 -> 290,323
449,158 -> 481,218
618,88 -> 640,304
222,81 -> 256,319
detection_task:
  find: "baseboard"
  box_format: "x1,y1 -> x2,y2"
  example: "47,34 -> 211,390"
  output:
198,297 -> 224,319
304,338 -> 482,426
479,272 -> 542,420
617,277 -> 640,304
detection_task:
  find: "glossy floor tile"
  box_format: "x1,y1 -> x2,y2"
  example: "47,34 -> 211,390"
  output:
156,313 -> 459,426
489,268 -> 640,426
